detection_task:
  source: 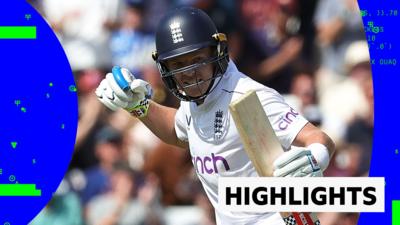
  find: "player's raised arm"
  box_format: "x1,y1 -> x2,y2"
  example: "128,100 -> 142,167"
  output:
139,101 -> 188,149
95,66 -> 188,149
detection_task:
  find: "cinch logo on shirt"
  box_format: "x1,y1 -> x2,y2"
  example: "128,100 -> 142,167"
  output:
278,108 -> 300,130
192,153 -> 230,174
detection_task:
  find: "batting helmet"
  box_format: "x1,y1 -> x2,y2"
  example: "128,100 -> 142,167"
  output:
152,7 -> 229,101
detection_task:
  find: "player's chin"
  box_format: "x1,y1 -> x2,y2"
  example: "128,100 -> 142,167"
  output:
185,90 -> 204,98
185,84 -> 210,97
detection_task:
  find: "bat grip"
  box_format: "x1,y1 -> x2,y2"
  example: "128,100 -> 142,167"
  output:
112,66 -> 130,91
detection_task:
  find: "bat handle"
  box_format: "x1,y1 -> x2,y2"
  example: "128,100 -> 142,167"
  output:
112,66 -> 130,91
283,212 -> 321,225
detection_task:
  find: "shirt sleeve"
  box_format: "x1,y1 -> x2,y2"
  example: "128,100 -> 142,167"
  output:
174,105 -> 188,142
258,89 -> 308,150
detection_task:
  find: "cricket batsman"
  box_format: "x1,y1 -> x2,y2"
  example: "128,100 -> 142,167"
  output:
96,6 -> 335,225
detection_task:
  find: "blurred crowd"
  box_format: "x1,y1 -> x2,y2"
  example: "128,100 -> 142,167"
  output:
28,0 -> 372,225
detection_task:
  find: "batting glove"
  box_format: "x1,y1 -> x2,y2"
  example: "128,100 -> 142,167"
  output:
273,144 -> 329,177
95,66 -> 153,118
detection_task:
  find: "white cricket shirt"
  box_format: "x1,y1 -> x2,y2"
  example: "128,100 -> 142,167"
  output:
175,61 -> 308,225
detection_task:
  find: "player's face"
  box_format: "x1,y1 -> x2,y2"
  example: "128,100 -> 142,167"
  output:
165,48 -> 214,98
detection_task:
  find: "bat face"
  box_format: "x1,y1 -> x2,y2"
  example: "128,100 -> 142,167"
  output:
229,90 -> 320,225
229,90 -> 282,177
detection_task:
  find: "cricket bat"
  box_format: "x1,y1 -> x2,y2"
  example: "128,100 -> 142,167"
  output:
229,90 -> 321,225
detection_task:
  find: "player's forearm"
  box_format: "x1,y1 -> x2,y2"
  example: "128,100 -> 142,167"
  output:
139,101 -> 188,149
305,130 -> 335,158
293,123 -> 335,157
292,123 -> 335,171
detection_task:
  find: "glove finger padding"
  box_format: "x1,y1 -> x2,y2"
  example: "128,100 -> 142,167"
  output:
273,154 -> 310,177
282,163 -> 323,177
130,79 -> 153,103
106,73 -> 133,102
99,96 -> 120,111
273,148 -> 322,177
273,148 -> 309,169
95,79 -> 107,99
120,67 -> 135,83
96,80 -> 120,111
102,79 -> 130,108
131,79 -> 152,96
96,67 -> 153,118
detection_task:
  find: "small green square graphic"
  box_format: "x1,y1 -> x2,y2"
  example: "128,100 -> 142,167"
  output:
393,201 -> 400,225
